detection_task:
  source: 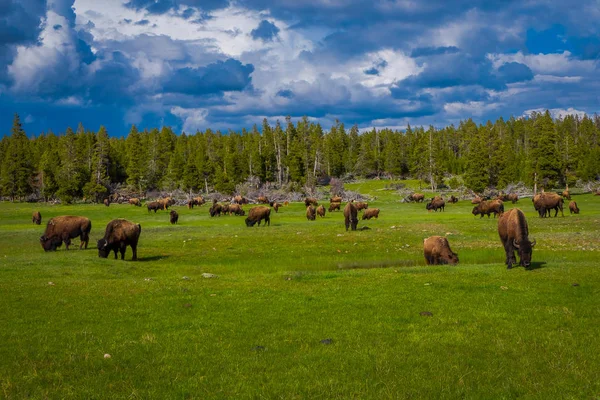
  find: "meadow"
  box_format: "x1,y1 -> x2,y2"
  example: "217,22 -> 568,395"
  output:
1,181 -> 600,399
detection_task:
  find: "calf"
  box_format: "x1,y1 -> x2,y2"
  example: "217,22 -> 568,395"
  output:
170,210 -> 179,224
569,201 -> 579,214
423,236 -> 458,265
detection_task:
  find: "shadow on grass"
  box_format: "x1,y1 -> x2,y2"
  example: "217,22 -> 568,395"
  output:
527,261 -> 546,270
136,255 -> 171,262
337,259 -> 418,270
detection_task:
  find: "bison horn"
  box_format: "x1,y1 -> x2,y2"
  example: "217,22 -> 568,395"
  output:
530,239 -> 536,247
513,239 -> 520,249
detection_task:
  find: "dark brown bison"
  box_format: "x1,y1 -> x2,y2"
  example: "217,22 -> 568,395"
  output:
147,201 -> 162,213
187,199 -> 195,209
158,197 -> 175,210
233,195 -> 248,205
329,202 -> 341,212
507,193 -> 519,204
471,196 -> 482,204
257,196 -> 269,204
343,202 -> 358,231
170,210 -> 179,224
498,208 -> 536,269
283,201 -> 289,206
270,202 -> 281,213
316,205 -> 326,218
354,201 -> 368,211
426,198 -> 445,212
32,211 -> 42,225
423,236 -> 458,265
97,219 -> 141,261
562,189 -> 571,200
209,203 -> 224,217
188,196 -> 205,208
103,198 -> 110,207
129,198 -> 142,207
448,195 -> 458,203
330,196 -> 342,203
472,199 -> 504,218
532,192 -> 564,218
305,197 -> 318,207
228,204 -> 245,216
569,201 -> 579,214
409,193 -> 425,202
362,208 -> 380,220
40,216 -> 91,251
245,206 -> 271,227
306,205 -> 316,220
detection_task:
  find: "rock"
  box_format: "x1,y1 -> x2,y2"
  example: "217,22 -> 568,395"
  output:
182,276 -> 190,280
144,278 -> 153,281
320,338 -> 333,345
202,273 -> 218,279
48,282 -> 55,286
500,286 -> 508,290
104,353 -> 111,359
420,311 -> 433,317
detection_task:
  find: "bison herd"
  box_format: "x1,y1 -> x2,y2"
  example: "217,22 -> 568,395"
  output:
33,188 -> 588,269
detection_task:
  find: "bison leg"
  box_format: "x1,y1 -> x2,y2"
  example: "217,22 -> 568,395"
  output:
345,218 -> 350,231
265,216 -> 270,226
113,249 -> 118,259
120,245 -> 126,260
131,245 -> 137,261
81,232 -> 89,249
502,239 -> 516,269
351,218 -> 358,231
64,238 -> 71,250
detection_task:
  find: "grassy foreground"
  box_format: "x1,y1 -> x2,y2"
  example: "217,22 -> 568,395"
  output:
1,183 -> 600,399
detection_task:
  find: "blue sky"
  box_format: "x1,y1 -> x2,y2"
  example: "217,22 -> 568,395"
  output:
1,0 -> 599,136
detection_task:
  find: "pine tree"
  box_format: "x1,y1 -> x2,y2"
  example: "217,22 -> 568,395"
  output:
530,111 -> 561,189
0,114 -> 33,200
126,125 -> 146,192
56,127 -> 82,203
83,126 -> 111,202
463,121 -> 488,193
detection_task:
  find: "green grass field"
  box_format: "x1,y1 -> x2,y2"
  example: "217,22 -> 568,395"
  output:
1,183 -> 600,399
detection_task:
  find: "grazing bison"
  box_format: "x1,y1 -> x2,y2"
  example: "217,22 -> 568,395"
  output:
188,196 -> 205,208
228,204 -> 245,216
129,198 -> 142,207
40,216 -> 91,251
507,193 -> 519,204
147,201 -> 162,213
426,198 -> 445,212
170,210 -> 179,224
409,193 -> 425,202
471,195 -> 483,204
343,202 -> 358,231
306,205 -> 316,221
316,205 -> 326,218
330,196 -> 342,203
329,202 -> 341,212
448,195 -> 458,204
270,202 -> 281,213
305,197 -> 318,207
532,192 -> 564,218
498,208 -> 536,269
103,198 -> 110,207
569,201 -> 580,214
283,201 -> 289,206
158,197 -> 175,210
257,196 -> 269,204
472,199 -> 504,218
209,203 -> 224,217
362,208 -> 380,220
32,211 -> 42,225
233,195 -> 248,205
562,189 -> 571,200
245,206 -> 271,227
97,219 -> 141,261
423,236 -> 459,265
353,201 -> 368,211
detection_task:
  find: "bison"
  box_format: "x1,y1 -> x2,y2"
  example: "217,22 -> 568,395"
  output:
209,203 -> 224,217
498,208 -> 536,269
362,208 -> 380,220
423,236 -> 459,265
306,205 -> 316,220
270,202 -> 281,213
32,211 -> 42,225
170,210 -> 179,224
562,189 -> 571,200
147,201 -> 162,213
129,198 -> 142,207
426,198 -> 445,212
353,201 -> 368,211
245,206 -> 271,227
569,201 -> 580,214
257,196 -> 269,204
316,205 -> 326,218
471,196 -> 482,204
409,193 -> 425,202
158,197 -> 175,210
507,193 -> 519,204
472,199 -> 504,218
329,202 -> 341,212
97,219 -> 141,261
228,204 -> 245,216
305,197 -> 318,207
233,195 -> 248,205
103,198 -> 110,207
330,196 -> 342,203
40,216 -> 91,251
343,202 -> 358,231
448,195 -> 458,204
532,192 -> 564,218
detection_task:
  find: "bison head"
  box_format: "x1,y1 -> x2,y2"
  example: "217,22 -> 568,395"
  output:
513,239 -> 536,268
445,251 -> 459,265
471,206 -> 481,216
97,238 -> 110,258
425,202 -> 432,210
245,217 -> 257,227
40,235 -> 61,251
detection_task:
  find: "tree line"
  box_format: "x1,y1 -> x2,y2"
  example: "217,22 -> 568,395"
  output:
1,111 -> 599,202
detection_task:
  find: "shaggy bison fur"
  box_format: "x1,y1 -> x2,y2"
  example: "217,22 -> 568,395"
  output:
97,219 -> 141,261
170,210 -> 179,224
32,211 -> 42,225
362,208 -> 380,220
306,205 -> 316,220
329,202 -> 341,212
305,197 -> 318,207
344,202 -> 358,231
426,198 -> 445,212
569,201 -> 580,214
40,216 -> 92,251
409,193 -> 425,202
147,201 -> 162,213
129,198 -> 142,207
498,208 -> 536,269
423,236 -> 459,265
245,206 -> 271,227
472,199 -> 504,218
316,205 -> 326,218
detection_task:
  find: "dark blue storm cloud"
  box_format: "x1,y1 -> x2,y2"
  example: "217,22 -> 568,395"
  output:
250,20 -> 280,41
163,59 -> 254,95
